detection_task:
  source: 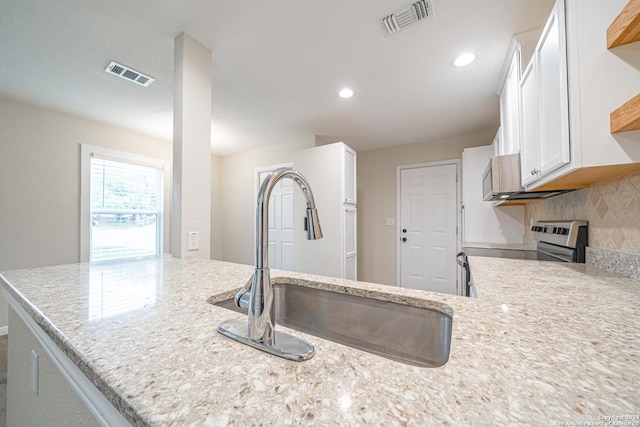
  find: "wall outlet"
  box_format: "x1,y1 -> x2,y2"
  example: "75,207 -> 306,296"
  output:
187,231 -> 199,251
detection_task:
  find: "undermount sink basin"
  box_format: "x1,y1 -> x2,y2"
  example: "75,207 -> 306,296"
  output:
211,283 -> 452,368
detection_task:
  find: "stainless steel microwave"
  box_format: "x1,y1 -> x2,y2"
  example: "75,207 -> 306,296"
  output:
482,153 -> 573,201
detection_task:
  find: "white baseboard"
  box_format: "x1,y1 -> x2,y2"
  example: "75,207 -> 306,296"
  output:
0,326 -> 8,336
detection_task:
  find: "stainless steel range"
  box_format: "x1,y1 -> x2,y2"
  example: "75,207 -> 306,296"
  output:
531,220 -> 588,262
457,220 -> 588,297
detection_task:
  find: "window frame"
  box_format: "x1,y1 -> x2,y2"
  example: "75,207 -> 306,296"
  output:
80,144 -> 171,263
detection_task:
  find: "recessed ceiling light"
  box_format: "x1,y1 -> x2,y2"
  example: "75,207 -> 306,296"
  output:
451,52 -> 476,68
339,88 -> 354,98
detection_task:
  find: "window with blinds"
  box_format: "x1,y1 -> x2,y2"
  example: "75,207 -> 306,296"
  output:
90,156 -> 164,262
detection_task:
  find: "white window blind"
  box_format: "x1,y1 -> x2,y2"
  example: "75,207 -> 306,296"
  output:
90,156 -> 164,262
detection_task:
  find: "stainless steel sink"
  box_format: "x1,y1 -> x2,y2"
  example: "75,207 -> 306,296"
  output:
212,283 -> 452,368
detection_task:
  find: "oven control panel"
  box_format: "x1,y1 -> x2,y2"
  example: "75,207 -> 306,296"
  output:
531,224 -> 570,235
532,220 -> 588,249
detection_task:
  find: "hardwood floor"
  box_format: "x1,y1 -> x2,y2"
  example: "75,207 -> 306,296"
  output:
0,335 -> 7,427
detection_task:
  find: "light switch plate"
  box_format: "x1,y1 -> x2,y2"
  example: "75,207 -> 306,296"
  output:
386,217 -> 395,226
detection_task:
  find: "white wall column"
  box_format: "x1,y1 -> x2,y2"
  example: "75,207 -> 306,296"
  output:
172,33 -> 212,259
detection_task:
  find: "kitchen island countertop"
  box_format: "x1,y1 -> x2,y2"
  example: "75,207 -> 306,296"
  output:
1,255 -> 639,425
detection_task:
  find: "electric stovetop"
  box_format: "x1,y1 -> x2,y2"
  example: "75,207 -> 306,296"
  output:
463,247 -> 557,262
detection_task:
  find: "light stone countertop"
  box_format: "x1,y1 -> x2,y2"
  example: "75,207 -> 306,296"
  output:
1,255 -> 639,426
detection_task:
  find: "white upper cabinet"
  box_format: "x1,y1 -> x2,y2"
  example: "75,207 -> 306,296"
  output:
498,47 -> 522,156
520,0 -> 640,190
519,0 -> 571,187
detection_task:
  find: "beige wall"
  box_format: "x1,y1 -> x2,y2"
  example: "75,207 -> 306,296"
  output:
0,97 -> 172,328
210,153 -> 223,260
0,98 -> 172,270
357,131 -> 494,286
219,139 -> 314,266
525,172 -> 640,255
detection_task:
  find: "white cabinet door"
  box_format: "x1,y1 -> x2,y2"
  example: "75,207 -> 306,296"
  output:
343,148 -> 357,204
343,207 -> 357,280
519,0 -> 570,188
520,60 -> 540,186
537,0 -> 570,178
499,49 -> 522,156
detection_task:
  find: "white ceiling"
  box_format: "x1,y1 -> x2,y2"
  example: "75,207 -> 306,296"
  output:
0,0 -> 554,156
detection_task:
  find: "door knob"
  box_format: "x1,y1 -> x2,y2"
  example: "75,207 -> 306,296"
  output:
402,237 -> 407,242
402,228 -> 407,233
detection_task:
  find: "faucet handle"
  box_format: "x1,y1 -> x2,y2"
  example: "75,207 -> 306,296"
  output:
234,274 -> 254,310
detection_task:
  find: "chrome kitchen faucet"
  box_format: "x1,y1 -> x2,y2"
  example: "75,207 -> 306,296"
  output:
216,167 -> 322,361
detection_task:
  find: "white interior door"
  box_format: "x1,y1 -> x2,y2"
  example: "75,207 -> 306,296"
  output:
258,167 -> 294,271
399,163 -> 458,294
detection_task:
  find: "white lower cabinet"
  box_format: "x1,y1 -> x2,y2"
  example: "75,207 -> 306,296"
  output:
6,297 -> 129,427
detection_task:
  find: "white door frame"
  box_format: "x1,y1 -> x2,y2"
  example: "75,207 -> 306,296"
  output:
396,160 -> 462,294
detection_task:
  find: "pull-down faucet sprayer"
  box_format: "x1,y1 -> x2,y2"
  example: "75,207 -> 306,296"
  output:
217,167 -> 322,361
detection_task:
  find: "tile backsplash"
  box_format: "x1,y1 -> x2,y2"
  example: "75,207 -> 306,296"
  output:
524,172 -> 640,255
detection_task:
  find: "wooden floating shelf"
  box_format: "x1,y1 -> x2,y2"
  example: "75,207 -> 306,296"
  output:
608,0 -> 640,133
611,92 -> 640,133
607,0 -> 640,48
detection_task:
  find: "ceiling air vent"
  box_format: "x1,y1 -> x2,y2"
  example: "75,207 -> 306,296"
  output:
381,0 -> 432,36
105,61 -> 154,87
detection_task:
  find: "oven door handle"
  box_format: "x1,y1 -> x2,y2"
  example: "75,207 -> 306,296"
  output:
536,248 -> 572,262
468,280 -> 477,298
537,242 -> 575,262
